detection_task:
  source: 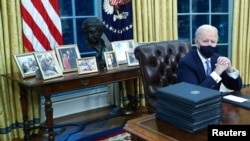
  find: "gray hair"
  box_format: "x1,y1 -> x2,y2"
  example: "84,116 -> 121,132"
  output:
195,24 -> 218,41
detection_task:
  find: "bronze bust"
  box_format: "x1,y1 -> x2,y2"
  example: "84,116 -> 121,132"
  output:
82,18 -> 109,68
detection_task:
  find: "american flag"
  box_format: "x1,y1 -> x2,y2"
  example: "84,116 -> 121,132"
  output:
21,0 -> 63,52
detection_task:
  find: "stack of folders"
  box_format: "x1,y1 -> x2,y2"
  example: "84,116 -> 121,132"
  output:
156,82 -> 222,133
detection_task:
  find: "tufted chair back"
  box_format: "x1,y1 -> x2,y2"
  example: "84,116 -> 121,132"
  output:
134,40 -> 192,113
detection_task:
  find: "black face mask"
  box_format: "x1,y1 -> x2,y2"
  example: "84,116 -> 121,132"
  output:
199,45 -> 217,58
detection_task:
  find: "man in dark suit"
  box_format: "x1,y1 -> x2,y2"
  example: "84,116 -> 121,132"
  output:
177,24 -> 242,91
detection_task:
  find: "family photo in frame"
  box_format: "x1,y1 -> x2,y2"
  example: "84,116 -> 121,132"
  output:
127,39 -> 136,50
126,51 -> 139,66
111,40 -> 135,64
104,51 -> 119,71
77,57 -> 98,74
13,52 -> 39,78
34,51 -> 63,80
55,44 -> 80,73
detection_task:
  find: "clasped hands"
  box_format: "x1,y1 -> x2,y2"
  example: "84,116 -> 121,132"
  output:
214,56 -> 234,75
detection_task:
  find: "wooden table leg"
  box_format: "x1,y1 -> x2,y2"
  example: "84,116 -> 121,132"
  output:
44,95 -> 55,141
19,84 -> 31,141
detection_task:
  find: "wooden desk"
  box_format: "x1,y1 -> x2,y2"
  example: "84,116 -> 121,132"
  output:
1,64 -> 140,141
124,87 -> 250,141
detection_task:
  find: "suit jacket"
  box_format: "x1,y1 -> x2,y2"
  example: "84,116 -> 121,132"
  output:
177,49 -> 242,91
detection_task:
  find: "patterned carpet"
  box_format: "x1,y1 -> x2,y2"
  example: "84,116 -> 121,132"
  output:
94,129 -> 131,141
52,115 -> 129,141
13,107 -> 137,141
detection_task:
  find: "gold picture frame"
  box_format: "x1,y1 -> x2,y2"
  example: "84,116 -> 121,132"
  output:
55,44 -> 80,73
13,52 -> 39,78
111,40 -> 135,64
34,51 -> 63,80
77,57 -> 98,74
126,51 -> 139,66
104,51 -> 119,71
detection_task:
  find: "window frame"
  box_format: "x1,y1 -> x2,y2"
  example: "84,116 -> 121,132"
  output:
59,0 -> 102,54
177,0 -> 234,58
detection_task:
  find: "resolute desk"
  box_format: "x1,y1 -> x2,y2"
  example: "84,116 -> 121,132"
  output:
124,87 -> 250,141
1,64 -> 141,141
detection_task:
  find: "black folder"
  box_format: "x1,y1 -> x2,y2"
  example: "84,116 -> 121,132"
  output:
223,92 -> 250,109
156,110 -> 221,133
157,94 -> 221,109
157,100 -> 222,120
157,82 -> 221,106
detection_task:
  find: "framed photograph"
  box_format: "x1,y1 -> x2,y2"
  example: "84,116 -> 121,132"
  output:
126,51 -> 139,66
127,39 -> 136,50
104,51 -> 119,71
34,51 -> 63,80
55,44 -> 81,73
77,57 -> 98,74
13,52 -> 39,78
136,42 -> 150,47
111,40 -> 135,64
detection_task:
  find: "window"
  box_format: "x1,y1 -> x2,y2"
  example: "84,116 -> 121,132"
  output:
59,1 -> 233,57
177,0 -> 233,57
58,0 -> 102,53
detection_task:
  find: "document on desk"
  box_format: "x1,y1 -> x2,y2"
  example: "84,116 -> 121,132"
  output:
223,92 -> 250,109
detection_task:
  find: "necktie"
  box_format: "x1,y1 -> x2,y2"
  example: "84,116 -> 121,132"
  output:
205,60 -> 211,75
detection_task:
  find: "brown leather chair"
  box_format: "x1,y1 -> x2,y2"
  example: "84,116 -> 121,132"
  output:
134,40 -> 192,113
